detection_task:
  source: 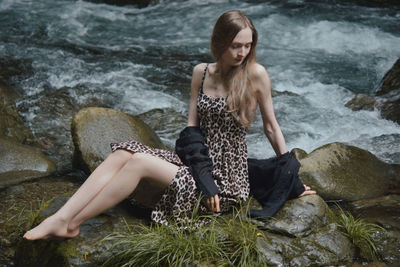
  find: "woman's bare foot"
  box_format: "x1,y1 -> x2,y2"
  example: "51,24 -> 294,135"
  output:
23,215 -> 80,240
299,184 -> 317,197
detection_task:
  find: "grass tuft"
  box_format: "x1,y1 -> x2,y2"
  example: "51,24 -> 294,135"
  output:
334,206 -> 385,260
101,200 -> 269,266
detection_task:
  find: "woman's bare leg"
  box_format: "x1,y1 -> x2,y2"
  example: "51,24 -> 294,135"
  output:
67,153 -> 178,231
23,149 -> 134,240
24,152 -> 178,240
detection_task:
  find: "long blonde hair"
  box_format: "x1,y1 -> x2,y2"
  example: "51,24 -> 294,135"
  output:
211,10 -> 258,128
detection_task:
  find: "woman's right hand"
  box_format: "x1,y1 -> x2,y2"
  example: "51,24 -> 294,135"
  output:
204,194 -> 220,213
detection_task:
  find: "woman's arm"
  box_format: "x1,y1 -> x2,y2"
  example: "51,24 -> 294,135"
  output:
187,63 -> 205,127
252,63 -> 288,156
185,63 -> 221,212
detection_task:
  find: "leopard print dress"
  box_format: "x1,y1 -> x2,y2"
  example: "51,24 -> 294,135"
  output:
110,64 -> 250,225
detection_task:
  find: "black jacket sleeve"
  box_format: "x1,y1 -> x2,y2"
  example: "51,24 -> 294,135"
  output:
175,126 -> 220,199
247,152 -> 305,220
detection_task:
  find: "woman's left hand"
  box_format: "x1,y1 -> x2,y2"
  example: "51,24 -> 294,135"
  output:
204,194 -> 220,213
299,184 -> 317,197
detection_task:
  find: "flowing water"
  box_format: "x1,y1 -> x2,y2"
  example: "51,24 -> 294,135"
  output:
1,0 -> 400,165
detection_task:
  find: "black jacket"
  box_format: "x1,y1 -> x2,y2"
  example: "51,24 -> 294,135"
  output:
175,126 -> 305,219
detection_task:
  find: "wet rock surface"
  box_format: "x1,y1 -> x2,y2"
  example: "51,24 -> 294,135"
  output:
260,195 -> 330,237
348,194 -> 400,264
253,196 -> 354,266
346,58 -> 400,125
0,82 -> 33,144
137,108 -> 187,150
0,138 -> 56,189
298,142 -> 399,201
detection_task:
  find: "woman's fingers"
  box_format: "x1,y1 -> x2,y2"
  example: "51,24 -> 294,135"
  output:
214,195 -> 220,212
204,195 -> 220,212
300,190 -> 317,196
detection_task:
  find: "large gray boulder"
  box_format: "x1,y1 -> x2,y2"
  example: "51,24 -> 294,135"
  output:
71,107 -> 165,208
0,138 -> 56,189
71,107 -> 164,173
298,142 -> 398,201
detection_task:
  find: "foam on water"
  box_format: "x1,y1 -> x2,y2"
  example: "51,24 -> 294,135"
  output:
2,0 -> 400,164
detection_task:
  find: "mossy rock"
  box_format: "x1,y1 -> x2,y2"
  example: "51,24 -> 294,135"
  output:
0,138 -> 56,189
299,142 -> 397,201
0,82 -> 33,143
71,107 -> 164,173
15,196 -> 148,267
71,107 -> 165,208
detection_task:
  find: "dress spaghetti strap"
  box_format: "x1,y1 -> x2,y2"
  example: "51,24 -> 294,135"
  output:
200,63 -> 209,94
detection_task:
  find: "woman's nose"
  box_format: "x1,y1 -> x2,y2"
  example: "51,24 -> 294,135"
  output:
238,47 -> 244,56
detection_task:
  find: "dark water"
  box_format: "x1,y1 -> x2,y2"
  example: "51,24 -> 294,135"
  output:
1,0 -> 400,164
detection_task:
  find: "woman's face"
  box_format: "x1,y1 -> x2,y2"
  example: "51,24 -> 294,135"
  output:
221,27 -> 253,67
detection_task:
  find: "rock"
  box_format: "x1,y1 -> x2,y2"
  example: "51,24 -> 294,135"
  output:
348,194 -> 400,264
30,86 -> 114,172
14,196 -> 148,267
299,142 -> 397,201
376,58 -> 400,124
0,138 -> 56,189
376,59 -> 400,96
71,107 -> 164,173
348,194 -> 400,230
260,195 -> 330,237
345,94 -> 376,111
0,82 -> 33,143
137,108 -> 187,150
71,107 -> 165,208
257,224 -> 354,266
379,97 -> 400,125
291,223 -> 355,266
372,230 -> 400,264
291,148 -> 308,160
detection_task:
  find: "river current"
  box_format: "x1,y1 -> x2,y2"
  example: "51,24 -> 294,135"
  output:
1,0 -> 400,164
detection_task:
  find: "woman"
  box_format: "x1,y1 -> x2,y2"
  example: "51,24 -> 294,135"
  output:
24,10 -> 315,240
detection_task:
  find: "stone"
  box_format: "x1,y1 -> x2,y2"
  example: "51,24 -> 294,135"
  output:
345,94 -> 376,111
71,107 -> 164,173
257,224 -> 354,266
261,195 -> 330,237
71,107 -> 165,208
0,82 -> 33,143
372,230 -> 400,264
14,196 -> 148,267
348,194 -> 400,264
137,108 -> 187,150
376,58 -> 400,96
0,138 -> 56,189
298,142 -> 398,201
375,58 -> 400,124
348,194 -> 400,230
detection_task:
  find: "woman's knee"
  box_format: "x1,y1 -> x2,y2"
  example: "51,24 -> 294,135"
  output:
107,149 -> 132,164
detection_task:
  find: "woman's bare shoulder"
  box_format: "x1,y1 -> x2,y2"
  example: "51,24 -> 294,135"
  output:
250,62 -> 269,80
250,63 -> 271,94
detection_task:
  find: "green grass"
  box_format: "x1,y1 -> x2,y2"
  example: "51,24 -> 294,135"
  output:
3,197 -> 53,237
101,200 -> 269,267
334,206 -> 385,260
